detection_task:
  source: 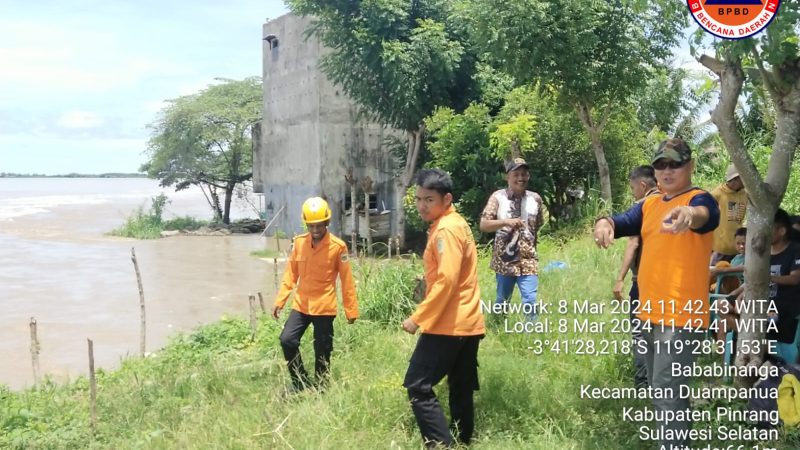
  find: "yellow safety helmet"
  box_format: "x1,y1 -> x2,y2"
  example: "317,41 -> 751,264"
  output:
301,197 -> 331,224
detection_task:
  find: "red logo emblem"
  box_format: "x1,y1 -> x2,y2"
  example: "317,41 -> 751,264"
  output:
688,0 -> 780,39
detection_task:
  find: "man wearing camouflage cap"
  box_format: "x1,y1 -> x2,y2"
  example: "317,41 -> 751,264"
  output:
593,138 -> 720,449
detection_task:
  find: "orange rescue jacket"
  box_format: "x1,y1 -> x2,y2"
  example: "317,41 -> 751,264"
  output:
274,232 -> 358,320
411,206 -> 485,336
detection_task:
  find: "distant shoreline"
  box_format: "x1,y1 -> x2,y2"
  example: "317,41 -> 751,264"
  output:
0,173 -> 148,178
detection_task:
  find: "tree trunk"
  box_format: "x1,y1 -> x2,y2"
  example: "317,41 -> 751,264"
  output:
392,124 -> 425,250
737,205 -> 776,369
208,187 -> 223,222
574,103 -> 612,206
700,52 -> 800,382
223,183 -> 235,224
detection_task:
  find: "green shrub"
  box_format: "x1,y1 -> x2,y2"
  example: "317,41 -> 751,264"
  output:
355,256 -> 421,326
162,216 -> 208,231
109,205 -> 163,239
111,195 -> 209,238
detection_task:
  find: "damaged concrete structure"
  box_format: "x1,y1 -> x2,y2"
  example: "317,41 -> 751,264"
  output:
253,14 -> 400,239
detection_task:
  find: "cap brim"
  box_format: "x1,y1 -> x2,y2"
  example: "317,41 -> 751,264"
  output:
651,154 -> 683,164
507,164 -> 529,173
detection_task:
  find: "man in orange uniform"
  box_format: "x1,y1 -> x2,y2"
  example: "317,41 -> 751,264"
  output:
272,197 -> 358,391
594,138 -> 719,449
402,169 -> 485,448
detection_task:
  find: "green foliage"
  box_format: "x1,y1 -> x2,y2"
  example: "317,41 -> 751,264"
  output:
110,194 -> 171,239
161,216 -> 208,231
403,185 -> 426,232
468,0 -> 685,106
600,106 -> 651,209
354,257 -> 421,326
634,66 -> 688,134
473,63 -> 516,112
496,85 -> 598,221
688,3 -> 800,246
463,0 -> 686,204
141,77 -> 261,224
424,104 -> 501,230
421,84 -> 607,228
288,0 -> 477,131
690,132 -> 800,214
489,114 -> 536,159
111,195 -> 211,238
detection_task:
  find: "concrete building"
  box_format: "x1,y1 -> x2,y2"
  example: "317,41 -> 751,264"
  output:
254,14 -> 400,239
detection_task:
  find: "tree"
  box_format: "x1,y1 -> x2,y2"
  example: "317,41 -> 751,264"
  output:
423,85 -> 608,230
424,103 -> 500,231
634,66 -> 691,136
141,77 -> 262,224
466,0 -> 686,206
286,0 -> 478,247
695,4 -> 800,376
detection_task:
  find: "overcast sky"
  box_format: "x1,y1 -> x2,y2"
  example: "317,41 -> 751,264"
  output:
0,0 -> 289,174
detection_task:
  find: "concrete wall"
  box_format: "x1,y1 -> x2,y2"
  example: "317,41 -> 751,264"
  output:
255,14 -> 400,238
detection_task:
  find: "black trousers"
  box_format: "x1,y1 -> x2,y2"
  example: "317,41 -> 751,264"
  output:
403,333 -> 483,448
629,281 -> 648,388
279,310 -> 335,388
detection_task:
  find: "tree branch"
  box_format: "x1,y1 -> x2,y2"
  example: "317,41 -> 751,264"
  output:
401,123 -> 426,187
707,54 -> 768,205
751,46 -> 781,102
697,54 -> 725,75
598,105 -> 612,131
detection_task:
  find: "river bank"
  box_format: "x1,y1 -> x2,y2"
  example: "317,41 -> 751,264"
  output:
0,178 -> 278,389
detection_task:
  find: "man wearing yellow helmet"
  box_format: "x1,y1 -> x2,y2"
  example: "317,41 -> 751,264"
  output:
272,196 -> 358,391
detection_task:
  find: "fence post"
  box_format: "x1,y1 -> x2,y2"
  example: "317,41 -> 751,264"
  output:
345,168 -> 359,256
248,294 -> 258,340
258,292 -> 266,314
361,176 -> 374,256
273,258 -> 280,293
29,317 -> 40,385
87,338 -> 97,431
131,247 -> 146,357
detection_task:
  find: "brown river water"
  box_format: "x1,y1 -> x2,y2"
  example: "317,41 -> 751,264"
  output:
0,178 -> 283,389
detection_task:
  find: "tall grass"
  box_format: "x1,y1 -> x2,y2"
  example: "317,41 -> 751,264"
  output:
1,236 -> 797,449
354,254 -> 421,326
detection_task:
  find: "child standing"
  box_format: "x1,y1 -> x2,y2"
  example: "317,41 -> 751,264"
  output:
710,226 -> 747,294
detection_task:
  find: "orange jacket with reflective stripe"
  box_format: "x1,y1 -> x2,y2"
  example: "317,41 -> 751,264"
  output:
274,232 -> 358,320
411,206 -> 485,336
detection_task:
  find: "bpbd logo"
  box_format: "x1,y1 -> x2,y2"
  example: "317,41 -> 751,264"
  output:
688,0 -> 780,39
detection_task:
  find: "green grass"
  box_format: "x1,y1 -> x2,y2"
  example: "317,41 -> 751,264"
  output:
2,235 -> 797,449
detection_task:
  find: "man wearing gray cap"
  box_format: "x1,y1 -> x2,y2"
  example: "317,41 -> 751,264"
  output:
479,157 -> 544,322
710,163 -> 748,265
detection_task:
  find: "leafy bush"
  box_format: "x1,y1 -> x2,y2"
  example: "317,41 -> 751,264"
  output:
111,195 -> 212,238
162,216 -> 208,231
354,256 -> 421,326
109,205 -> 163,239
